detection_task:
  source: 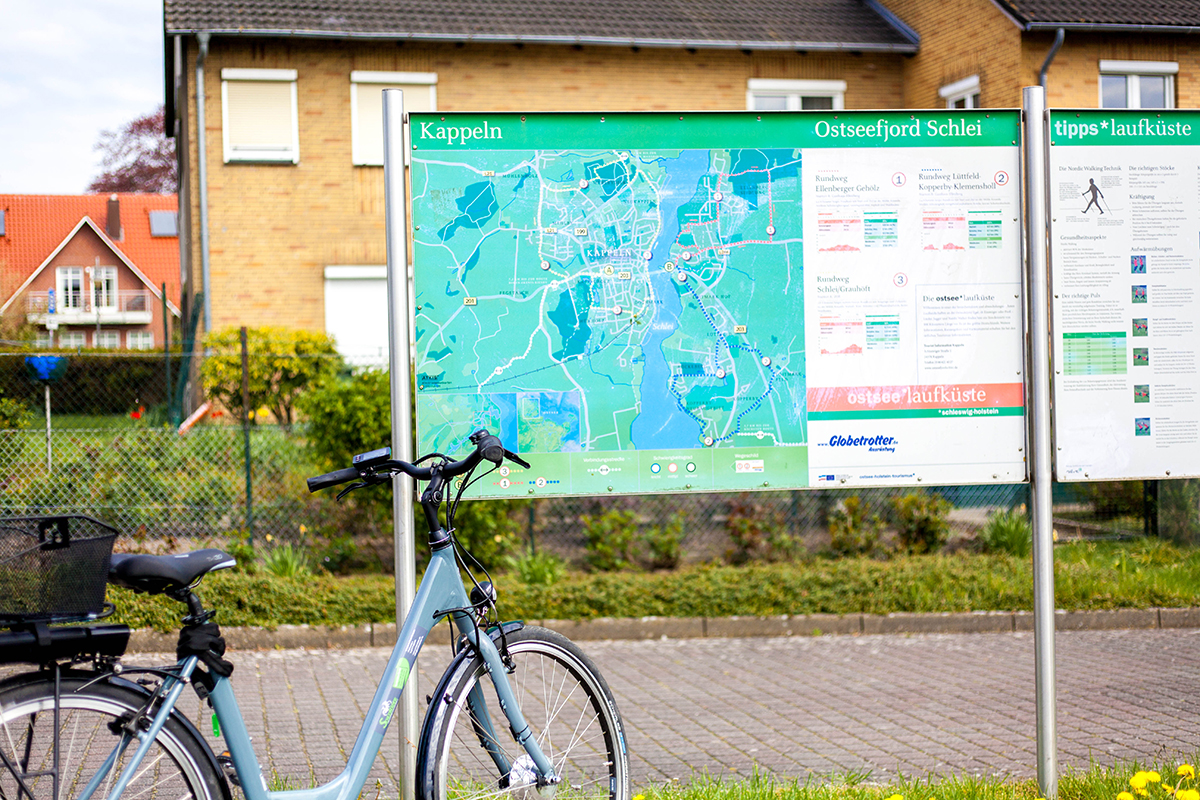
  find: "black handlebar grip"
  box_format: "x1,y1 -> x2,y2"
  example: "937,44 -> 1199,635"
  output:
307,467 -> 361,493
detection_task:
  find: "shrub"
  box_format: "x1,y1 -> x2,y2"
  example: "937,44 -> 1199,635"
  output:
1082,480 -> 1146,518
978,508 -> 1032,558
1159,479 -> 1200,546
828,495 -> 883,557
0,395 -> 30,429
725,493 -> 798,564
643,513 -> 684,570
891,490 -> 952,554
262,543 -> 312,577
201,327 -> 342,427
582,509 -> 639,571
296,368 -> 391,473
514,550 -> 566,586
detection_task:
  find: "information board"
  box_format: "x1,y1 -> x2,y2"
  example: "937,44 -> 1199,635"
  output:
1049,110 -> 1200,481
410,111 -> 1025,497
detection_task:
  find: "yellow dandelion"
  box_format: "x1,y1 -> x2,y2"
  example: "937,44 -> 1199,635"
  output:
1118,793 -> 1135,800
1181,790 -> 1200,800
633,794 -> 645,800
1132,772 -> 1151,790
299,524 -> 307,534
494,534 -> 503,543
1180,765 -> 1196,780
265,534 -> 274,543
1164,785 -> 1174,794
1150,772 -> 1163,783
884,795 -> 903,800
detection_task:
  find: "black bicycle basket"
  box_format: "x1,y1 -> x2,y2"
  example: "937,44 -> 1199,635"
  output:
0,516 -> 119,625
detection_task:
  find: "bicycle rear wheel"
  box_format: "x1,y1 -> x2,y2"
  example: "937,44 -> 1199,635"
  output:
0,674 -> 226,800
417,626 -> 629,800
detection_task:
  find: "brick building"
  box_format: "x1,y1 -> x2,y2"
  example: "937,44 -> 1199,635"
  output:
162,0 -> 919,358
163,0 -> 1200,357
0,194 -> 181,349
884,0 -> 1200,110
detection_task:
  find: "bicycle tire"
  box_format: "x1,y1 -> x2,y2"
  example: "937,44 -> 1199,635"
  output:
0,673 -> 227,800
417,626 -> 630,800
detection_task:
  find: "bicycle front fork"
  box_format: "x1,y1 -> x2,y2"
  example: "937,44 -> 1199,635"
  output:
462,624 -> 559,790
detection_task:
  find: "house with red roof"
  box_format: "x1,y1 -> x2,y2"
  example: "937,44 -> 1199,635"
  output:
0,194 -> 181,349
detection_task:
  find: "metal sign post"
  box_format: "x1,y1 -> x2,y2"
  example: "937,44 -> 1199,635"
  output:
1023,84 -> 1058,799
382,87 -> 418,800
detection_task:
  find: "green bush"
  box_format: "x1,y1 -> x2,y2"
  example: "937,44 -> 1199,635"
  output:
643,513 -> 684,570
1082,480 -> 1146,518
828,495 -> 883,557
582,509 -> 639,571
514,550 -> 566,586
0,351 -> 173,415
0,395 -> 30,429
1159,479 -> 1200,545
262,543 -> 312,577
724,493 -> 801,564
201,327 -> 342,427
891,490 -> 952,554
978,508 -> 1032,558
296,368 -> 391,473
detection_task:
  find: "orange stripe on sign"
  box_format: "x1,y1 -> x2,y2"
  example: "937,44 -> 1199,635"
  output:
808,383 -> 1024,412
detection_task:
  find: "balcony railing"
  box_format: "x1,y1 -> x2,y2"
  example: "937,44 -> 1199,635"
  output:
26,290 -> 153,323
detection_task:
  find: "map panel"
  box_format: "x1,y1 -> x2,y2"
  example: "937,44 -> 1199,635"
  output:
413,137 -> 805,495
409,112 -> 1024,496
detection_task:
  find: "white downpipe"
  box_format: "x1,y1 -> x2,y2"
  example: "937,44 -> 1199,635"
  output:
195,32 -> 212,335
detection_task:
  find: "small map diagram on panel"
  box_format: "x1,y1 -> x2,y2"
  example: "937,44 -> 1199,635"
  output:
412,147 -> 805,458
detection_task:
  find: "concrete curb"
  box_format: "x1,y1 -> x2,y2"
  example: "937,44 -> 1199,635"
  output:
126,607 -> 1200,652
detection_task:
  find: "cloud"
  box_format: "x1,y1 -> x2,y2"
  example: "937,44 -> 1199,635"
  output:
0,0 -> 165,193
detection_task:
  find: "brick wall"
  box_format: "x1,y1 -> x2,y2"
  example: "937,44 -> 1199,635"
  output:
1029,32 -> 1200,108
179,37 -> 906,333
879,0 -> 1023,108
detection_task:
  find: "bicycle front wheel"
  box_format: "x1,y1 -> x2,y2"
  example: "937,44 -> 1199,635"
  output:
0,673 -> 226,800
418,626 -> 630,800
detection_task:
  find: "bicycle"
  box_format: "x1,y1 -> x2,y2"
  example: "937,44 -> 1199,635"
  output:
0,429 -> 631,800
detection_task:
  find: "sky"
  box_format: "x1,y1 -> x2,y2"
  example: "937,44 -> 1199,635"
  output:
0,0 -> 166,194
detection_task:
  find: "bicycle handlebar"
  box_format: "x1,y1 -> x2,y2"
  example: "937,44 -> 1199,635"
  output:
305,428 -> 529,495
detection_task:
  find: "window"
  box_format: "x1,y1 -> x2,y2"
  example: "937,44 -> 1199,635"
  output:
58,331 -> 85,349
940,75 -> 981,109
747,79 -> 845,111
148,210 -> 178,237
0,210 -> 5,236
1100,61 -> 1176,109
56,267 -> 84,311
221,68 -> 300,163
351,72 -> 437,165
127,331 -> 155,350
91,267 -> 117,311
32,332 -> 52,349
95,330 -> 120,349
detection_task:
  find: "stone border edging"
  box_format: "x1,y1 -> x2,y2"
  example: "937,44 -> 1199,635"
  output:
125,607 -> 1200,652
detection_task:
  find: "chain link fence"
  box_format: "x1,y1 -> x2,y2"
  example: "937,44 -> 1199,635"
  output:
0,349 -> 1189,566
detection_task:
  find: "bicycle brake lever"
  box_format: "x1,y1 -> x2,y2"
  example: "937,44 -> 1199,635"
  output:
335,481 -> 369,501
503,449 -> 532,469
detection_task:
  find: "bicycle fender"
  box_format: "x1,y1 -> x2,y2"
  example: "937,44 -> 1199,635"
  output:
0,669 -> 233,800
414,621 -> 524,800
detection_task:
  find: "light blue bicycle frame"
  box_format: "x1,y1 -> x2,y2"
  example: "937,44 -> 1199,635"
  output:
89,543 -> 556,800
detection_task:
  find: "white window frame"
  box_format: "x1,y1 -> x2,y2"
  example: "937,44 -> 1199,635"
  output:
58,331 -> 85,349
747,79 -> 846,111
939,74 -> 981,109
90,266 -> 117,311
95,330 -> 120,349
1099,60 -> 1177,109
56,267 -> 84,311
351,71 -> 437,166
127,331 -> 155,350
221,68 -> 300,163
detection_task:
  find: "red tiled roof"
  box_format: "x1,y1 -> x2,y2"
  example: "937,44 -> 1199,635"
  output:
0,194 -> 180,306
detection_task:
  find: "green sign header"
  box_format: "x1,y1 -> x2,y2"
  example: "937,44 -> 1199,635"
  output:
1049,110 -> 1200,147
409,110 -> 1020,151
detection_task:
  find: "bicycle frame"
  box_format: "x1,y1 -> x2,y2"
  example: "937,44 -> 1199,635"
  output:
96,541 -> 556,800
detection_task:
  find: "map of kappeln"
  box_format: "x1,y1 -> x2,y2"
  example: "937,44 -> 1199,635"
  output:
412,148 -> 806,457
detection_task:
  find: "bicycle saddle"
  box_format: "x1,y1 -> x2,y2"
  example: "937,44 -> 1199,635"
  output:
110,549 -> 237,595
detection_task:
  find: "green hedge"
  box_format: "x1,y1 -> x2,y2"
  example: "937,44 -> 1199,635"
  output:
109,539 -> 1200,632
0,352 -> 171,414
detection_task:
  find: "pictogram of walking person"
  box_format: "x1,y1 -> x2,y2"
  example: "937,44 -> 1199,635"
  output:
1082,178 -> 1104,214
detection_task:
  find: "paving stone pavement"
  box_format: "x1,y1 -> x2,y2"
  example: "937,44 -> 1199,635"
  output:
153,628 -> 1200,792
